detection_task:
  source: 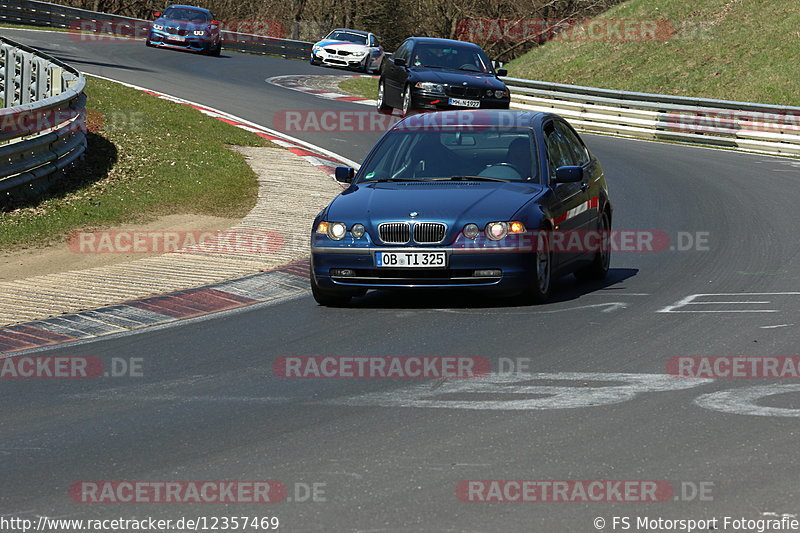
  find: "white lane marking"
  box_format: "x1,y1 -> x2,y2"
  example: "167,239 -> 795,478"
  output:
658,292 -> 800,313
324,372 -> 712,411
695,384 -> 800,417
760,324 -> 794,329
434,302 -> 628,315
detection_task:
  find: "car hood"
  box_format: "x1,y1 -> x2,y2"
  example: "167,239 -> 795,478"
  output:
155,18 -> 209,30
314,40 -> 368,51
328,181 -> 544,241
409,68 -> 506,89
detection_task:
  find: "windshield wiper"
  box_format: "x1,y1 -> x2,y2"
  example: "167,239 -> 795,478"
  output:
430,176 -> 510,182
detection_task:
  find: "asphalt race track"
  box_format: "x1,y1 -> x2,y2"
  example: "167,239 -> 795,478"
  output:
3,29 -> 800,532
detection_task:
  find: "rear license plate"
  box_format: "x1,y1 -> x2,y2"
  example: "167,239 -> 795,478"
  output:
375,251 -> 446,268
449,98 -> 480,108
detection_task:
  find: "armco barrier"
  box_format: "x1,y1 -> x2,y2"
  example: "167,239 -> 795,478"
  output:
503,77 -> 800,157
0,34 -> 86,194
0,0 -> 312,59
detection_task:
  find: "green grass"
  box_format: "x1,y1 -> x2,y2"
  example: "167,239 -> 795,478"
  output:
0,76 -> 270,249
339,77 -> 378,100
505,0 -> 800,106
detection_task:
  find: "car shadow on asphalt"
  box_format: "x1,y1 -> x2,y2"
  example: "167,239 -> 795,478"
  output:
343,267 -> 639,309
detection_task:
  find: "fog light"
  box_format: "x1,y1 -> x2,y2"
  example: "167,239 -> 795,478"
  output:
474,269 -> 501,277
331,269 -> 356,277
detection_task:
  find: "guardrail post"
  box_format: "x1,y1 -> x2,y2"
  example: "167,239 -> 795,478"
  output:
50,65 -> 63,95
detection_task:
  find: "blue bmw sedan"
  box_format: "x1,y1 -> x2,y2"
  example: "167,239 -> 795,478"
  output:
311,110 -> 612,306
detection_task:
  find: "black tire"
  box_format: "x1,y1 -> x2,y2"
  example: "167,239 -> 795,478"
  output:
311,275 -> 352,307
145,39 -> 153,47
310,56 -> 321,66
575,209 -> 611,281
521,230 -> 552,304
399,84 -> 413,117
376,79 -> 392,114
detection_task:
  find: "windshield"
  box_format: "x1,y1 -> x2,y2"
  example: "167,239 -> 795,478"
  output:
357,129 -> 538,183
162,7 -> 210,22
410,44 -> 492,72
325,31 -> 368,45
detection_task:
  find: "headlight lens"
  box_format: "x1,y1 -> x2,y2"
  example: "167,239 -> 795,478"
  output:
415,82 -> 445,94
352,50 -> 366,57
486,222 -> 509,241
152,24 -> 163,30
193,30 -> 205,36
328,222 -> 347,240
463,223 -> 480,239
495,89 -> 509,99
485,221 -> 525,240
351,224 -> 365,239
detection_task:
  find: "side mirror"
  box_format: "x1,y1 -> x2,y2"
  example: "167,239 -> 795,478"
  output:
335,166 -> 355,183
153,11 -> 161,18
496,68 -> 508,77
393,57 -> 406,67
554,166 -> 584,183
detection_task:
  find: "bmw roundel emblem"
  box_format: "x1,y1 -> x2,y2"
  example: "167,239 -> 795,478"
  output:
409,211 -> 419,218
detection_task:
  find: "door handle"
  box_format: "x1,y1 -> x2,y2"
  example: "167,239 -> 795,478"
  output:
580,183 -> 589,192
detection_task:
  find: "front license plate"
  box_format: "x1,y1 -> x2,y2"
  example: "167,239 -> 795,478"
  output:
449,98 -> 480,108
169,36 -> 186,42
376,251 -> 446,268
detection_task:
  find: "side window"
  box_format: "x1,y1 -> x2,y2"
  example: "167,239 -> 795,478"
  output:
369,36 -> 378,47
556,121 -> 590,166
394,41 -> 410,61
544,123 -> 572,176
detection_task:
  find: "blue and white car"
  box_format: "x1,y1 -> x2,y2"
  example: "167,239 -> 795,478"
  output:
310,29 -> 384,73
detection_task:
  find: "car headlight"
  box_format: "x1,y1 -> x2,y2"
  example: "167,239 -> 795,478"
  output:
313,45 -> 320,52
152,24 -> 163,30
351,224 -> 365,239
463,223 -> 480,239
193,30 -> 205,36
317,221 -> 347,240
486,221 -> 525,241
351,50 -> 367,57
495,89 -> 509,99
415,82 -> 445,94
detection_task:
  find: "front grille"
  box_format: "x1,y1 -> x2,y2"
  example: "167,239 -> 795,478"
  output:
337,50 -> 351,56
379,223 -> 410,244
446,86 -> 481,98
413,223 -> 446,244
166,27 -> 188,35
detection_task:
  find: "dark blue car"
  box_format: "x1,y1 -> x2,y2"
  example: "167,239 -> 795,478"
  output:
311,110 -> 612,306
146,5 -> 221,56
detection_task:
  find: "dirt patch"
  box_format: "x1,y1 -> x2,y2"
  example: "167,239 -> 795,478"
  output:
0,214 -> 238,282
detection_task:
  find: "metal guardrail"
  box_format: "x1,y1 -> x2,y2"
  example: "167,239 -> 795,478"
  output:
0,0 -> 313,59
0,34 -> 86,194
503,77 -> 800,157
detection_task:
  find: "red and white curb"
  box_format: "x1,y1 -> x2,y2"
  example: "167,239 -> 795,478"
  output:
88,74 -> 359,177
267,74 -> 376,106
0,261 -> 311,355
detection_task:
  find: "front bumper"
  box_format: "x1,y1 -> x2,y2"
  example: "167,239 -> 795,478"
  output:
311,52 -> 367,69
411,90 -> 510,111
311,245 -> 535,290
149,30 -> 216,52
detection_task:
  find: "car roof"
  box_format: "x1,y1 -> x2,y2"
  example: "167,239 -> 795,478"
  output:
390,110 -> 551,131
329,28 -> 370,36
404,37 -> 482,49
166,5 -> 211,13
